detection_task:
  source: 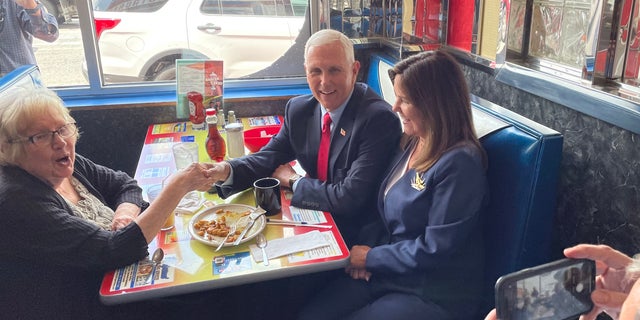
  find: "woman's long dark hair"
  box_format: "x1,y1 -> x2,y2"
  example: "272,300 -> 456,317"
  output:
388,50 -> 487,172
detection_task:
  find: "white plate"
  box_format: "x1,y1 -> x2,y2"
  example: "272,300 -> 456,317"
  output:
188,203 -> 266,247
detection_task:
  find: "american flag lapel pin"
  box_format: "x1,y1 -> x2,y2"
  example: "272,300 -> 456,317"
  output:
340,128 -> 346,136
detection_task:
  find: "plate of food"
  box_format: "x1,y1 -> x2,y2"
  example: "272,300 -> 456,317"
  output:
188,203 -> 266,248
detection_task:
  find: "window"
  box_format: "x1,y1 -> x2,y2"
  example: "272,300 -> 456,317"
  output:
505,0 -> 640,98
24,0 -> 310,100
323,0 -> 408,39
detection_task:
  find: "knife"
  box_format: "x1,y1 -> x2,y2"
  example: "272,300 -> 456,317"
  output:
233,207 -> 266,245
233,218 -> 256,246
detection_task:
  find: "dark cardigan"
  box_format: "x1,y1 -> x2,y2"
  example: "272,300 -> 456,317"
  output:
0,154 -> 150,319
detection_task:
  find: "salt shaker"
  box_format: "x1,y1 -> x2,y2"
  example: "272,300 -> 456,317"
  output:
225,122 -> 245,158
227,110 -> 237,124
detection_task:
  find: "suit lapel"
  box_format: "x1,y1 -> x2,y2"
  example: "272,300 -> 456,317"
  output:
306,102 -> 323,177
327,84 -> 365,174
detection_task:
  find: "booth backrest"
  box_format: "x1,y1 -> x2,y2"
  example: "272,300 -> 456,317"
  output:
367,53 -> 564,318
0,65 -> 43,94
471,96 -> 563,317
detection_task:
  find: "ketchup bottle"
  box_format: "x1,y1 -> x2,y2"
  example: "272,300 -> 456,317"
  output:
187,91 -> 206,130
205,108 -> 226,162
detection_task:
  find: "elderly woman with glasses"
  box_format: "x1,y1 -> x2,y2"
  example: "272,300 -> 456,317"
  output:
0,87 -> 218,319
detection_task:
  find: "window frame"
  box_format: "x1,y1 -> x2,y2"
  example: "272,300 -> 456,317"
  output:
53,0 -> 310,108
447,0 -> 640,135
54,0 -> 640,136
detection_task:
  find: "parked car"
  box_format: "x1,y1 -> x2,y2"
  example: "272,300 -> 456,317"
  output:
85,0 -> 306,83
41,0 -> 77,24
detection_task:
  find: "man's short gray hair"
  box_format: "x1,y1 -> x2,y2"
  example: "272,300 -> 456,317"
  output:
304,29 -> 354,64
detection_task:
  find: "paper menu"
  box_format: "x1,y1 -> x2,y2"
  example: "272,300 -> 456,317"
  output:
176,59 -> 224,120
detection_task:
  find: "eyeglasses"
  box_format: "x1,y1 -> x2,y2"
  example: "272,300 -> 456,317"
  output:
10,123 -> 78,146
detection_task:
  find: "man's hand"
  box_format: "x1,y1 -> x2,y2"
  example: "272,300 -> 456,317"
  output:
14,0 -> 38,9
165,162 -> 226,193
272,164 -> 296,188
209,161 -> 232,182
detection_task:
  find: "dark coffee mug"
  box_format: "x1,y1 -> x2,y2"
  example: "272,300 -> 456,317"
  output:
253,177 -> 282,216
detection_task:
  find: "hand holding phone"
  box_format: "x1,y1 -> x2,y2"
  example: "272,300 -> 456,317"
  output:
495,258 -> 596,320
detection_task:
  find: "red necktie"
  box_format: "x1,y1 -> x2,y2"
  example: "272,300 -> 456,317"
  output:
317,112 -> 332,181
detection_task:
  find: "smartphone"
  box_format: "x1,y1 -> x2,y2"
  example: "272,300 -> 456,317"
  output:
495,258 -> 596,320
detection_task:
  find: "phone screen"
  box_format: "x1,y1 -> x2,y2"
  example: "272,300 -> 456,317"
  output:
495,259 -> 595,320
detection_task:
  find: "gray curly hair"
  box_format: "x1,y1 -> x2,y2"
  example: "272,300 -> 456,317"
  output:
0,86 -> 78,165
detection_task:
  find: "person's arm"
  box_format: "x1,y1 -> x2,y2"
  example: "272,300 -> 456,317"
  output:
74,155 -> 218,242
1,161 -> 216,272
272,164 -> 299,189
0,174 -> 149,271
346,245 -> 372,281
70,156 -> 143,228
111,202 -> 141,230
134,163 -> 217,241
15,0 -> 59,42
620,276 -> 640,320
73,155 -> 148,211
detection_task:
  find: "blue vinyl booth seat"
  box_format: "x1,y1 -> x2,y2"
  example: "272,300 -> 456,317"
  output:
367,53 -> 564,318
471,96 -> 563,317
0,65 -> 43,94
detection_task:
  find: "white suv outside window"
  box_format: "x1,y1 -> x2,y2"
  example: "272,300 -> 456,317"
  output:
87,0 -> 306,83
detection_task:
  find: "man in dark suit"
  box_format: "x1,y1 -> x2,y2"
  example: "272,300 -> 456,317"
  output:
210,29 -> 401,245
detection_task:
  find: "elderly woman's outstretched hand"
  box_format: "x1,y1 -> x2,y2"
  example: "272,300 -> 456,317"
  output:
168,162 -> 219,194
564,244 -> 635,320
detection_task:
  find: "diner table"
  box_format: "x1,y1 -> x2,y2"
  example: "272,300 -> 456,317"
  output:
99,116 -> 351,305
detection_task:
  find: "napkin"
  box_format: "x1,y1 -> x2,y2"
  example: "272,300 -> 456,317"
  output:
249,230 -> 330,262
174,192 -> 209,215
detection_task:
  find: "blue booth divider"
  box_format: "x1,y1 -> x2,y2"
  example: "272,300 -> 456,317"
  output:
0,65 -> 43,94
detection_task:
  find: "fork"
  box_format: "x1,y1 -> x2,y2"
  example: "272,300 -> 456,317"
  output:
215,222 -> 237,252
232,206 -> 266,246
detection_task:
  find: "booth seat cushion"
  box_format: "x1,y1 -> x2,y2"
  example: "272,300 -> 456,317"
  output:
366,53 -> 564,318
474,97 -> 563,316
0,65 -> 43,94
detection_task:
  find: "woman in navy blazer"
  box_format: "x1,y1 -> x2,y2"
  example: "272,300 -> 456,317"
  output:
299,50 -> 489,320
